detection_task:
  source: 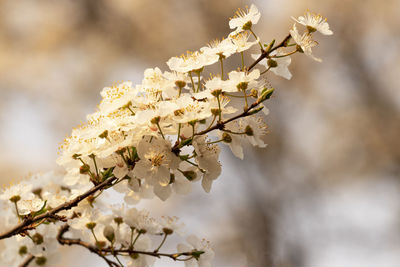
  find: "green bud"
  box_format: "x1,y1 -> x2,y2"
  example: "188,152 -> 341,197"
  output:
199,119 -> 207,124
267,59 -> 278,68
86,222 -> 97,230
250,89 -> 258,98
264,39 -> 275,52
35,256 -> 47,266
222,133 -> 232,143
191,250 -> 205,260
247,106 -> 264,115
32,233 -> 44,245
257,88 -> 274,103
245,125 -> 254,136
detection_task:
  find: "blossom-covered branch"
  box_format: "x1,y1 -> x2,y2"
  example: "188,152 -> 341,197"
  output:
0,5 -> 332,267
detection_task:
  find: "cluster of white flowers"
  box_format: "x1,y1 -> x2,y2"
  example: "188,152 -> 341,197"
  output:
0,5 -> 332,267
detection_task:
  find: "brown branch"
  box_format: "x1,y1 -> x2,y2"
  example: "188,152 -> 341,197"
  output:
247,33 -> 292,71
57,225 -> 198,263
0,176 -> 118,240
18,254 -> 35,267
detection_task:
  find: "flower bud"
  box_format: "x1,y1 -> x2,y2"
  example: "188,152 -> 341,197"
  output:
267,59 -> 278,68
257,88 -> 274,103
199,119 -> 207,124
86,222 -> 97,230
245,125 -> 254,136
35,257 -> 47,266
103,225 -> 115,243
222,133 -> 232,143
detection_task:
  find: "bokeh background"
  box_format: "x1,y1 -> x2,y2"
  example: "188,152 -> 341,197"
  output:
1,0 -> 399,266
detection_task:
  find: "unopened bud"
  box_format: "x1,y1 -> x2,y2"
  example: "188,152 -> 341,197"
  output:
245,125 -> 254,136
103,225 -> 115,243
257,88 -> 274,103
222,133 -> 232,143
151,116 -> 161,124
32,233 -> 44,245
35,257 -> 47,266
267,59 -> 278,68
86,222 -> 97,230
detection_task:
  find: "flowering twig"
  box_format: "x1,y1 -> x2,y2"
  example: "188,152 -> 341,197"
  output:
0,176 -> 117,240
57,225 -> 201,264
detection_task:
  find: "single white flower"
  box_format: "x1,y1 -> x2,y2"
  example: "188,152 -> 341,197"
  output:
229,4 -> 261,36
292,11 -> 333,35
231,31 -> 259,53
99,81 -> 137,115
18,197 -> 45,216
290,24 -> 322,62
200,38 -> 236,60
177,235 -> 214,267
240,116 -> 268,148
132,137 -> 180,186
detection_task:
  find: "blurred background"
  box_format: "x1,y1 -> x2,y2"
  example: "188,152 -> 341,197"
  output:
0,0 -> 399,266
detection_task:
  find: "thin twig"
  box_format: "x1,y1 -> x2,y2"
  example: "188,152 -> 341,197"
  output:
18,254 -> 35,267
0,176 -> 117,240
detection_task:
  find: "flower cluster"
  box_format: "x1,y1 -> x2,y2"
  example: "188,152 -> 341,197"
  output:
0,5 -> 332,267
